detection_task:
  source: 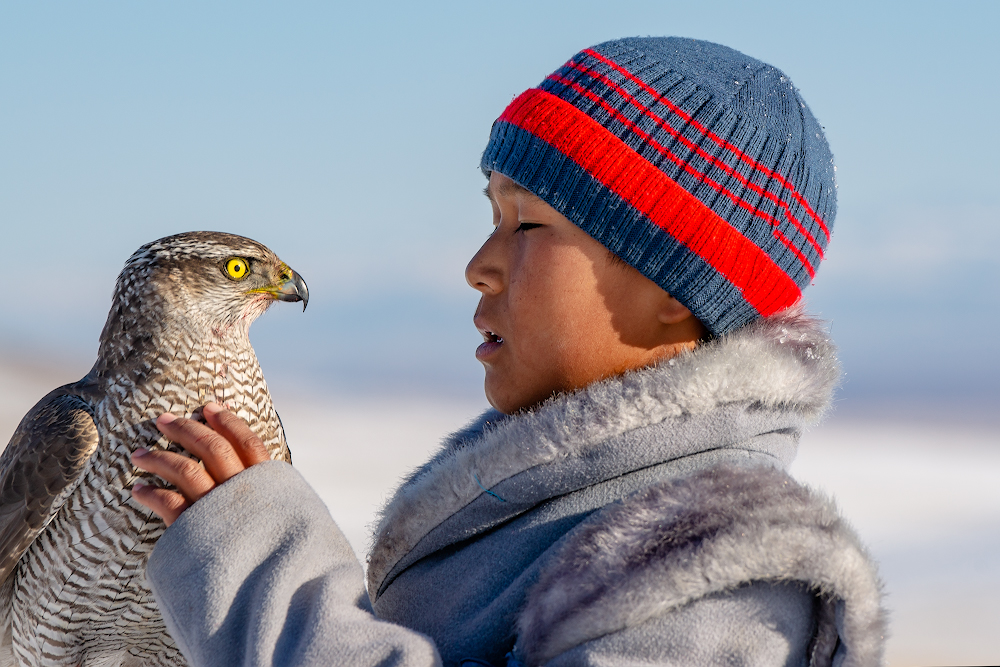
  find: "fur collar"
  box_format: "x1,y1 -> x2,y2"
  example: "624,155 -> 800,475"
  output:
514,464 -> 886,667
367,306 -> 839,595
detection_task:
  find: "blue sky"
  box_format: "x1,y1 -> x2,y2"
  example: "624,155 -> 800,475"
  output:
2,1 -> 997,408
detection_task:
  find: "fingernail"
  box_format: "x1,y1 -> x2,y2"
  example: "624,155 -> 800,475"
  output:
132,481 -> 146,491
157,413 -> 177,427
203,402 -> 223,416
132,448 -> 148,459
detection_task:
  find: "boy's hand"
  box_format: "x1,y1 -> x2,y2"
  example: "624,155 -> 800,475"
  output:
130,402 -> 270,526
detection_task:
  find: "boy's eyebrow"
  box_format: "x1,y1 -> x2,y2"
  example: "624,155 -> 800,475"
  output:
483,178 -> 536,202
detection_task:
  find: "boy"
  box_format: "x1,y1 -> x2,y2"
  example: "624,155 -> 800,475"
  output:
133,37 -> 886,666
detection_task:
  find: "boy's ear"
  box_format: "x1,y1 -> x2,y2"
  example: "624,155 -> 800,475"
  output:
656,293 -> 696,326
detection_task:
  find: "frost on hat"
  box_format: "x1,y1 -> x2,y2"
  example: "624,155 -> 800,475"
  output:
481,37 -> 836,336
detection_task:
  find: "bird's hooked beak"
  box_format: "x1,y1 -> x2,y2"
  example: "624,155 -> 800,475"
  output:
266,264 -> 310,311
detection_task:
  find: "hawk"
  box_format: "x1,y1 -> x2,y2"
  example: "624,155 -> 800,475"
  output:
0,232 -> 308,666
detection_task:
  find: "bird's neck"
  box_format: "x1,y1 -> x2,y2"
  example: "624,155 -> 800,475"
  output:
92,270 -> 260,382
88,270 -> 274,422
93,301 -> 255,392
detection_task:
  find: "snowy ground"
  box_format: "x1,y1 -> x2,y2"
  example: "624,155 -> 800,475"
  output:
2,358 -> 997,666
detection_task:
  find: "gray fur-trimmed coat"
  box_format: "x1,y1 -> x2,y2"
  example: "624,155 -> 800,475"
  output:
145,308 -> 887,666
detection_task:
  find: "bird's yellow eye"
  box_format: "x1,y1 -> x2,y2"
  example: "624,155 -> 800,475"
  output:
226,258 -> 249,280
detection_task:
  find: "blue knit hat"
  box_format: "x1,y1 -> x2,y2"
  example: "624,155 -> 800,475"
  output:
481,37 -> 836,336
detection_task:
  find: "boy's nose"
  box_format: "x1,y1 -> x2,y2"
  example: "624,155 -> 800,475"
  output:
465,236 -> 503,295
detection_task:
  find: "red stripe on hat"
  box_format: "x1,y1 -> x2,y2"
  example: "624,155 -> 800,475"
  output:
499,89 -> 802,317
560,61 -> 825,261
583,48 -> 831,242
548,72 -> 817,278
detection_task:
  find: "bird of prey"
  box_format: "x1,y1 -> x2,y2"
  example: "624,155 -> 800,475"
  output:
0,232 -> 308,666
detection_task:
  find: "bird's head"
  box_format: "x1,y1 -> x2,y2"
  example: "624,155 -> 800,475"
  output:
99,232 -> 308,362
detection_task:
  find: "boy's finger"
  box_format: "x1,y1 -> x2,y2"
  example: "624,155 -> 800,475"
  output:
202,403 -> 270,467
155,413 -> 247,483
131,448 -> 217,504
131,482 -> 189,527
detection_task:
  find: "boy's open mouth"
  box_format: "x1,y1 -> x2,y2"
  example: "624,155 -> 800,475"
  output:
476,329 -> 504,362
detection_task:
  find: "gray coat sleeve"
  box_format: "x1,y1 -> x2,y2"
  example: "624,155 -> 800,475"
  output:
145,461 -> 442,667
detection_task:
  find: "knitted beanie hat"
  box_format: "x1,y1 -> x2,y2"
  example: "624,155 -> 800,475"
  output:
481,37 -> 836,336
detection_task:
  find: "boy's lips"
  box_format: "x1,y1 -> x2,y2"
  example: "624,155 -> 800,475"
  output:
475,323 -> 504,362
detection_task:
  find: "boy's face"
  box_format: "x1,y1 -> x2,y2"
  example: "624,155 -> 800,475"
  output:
467,173 -> 705,414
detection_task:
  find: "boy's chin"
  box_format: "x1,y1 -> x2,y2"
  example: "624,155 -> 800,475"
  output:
484,376 -> 550,416
483,387 -> 516,415
483,376 -> 518,415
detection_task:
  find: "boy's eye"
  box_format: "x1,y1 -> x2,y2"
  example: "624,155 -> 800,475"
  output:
515,222 -> 542,232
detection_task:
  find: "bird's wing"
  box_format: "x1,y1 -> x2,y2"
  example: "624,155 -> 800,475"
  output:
0,392 -> 99,584
274,408 -> 291,465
